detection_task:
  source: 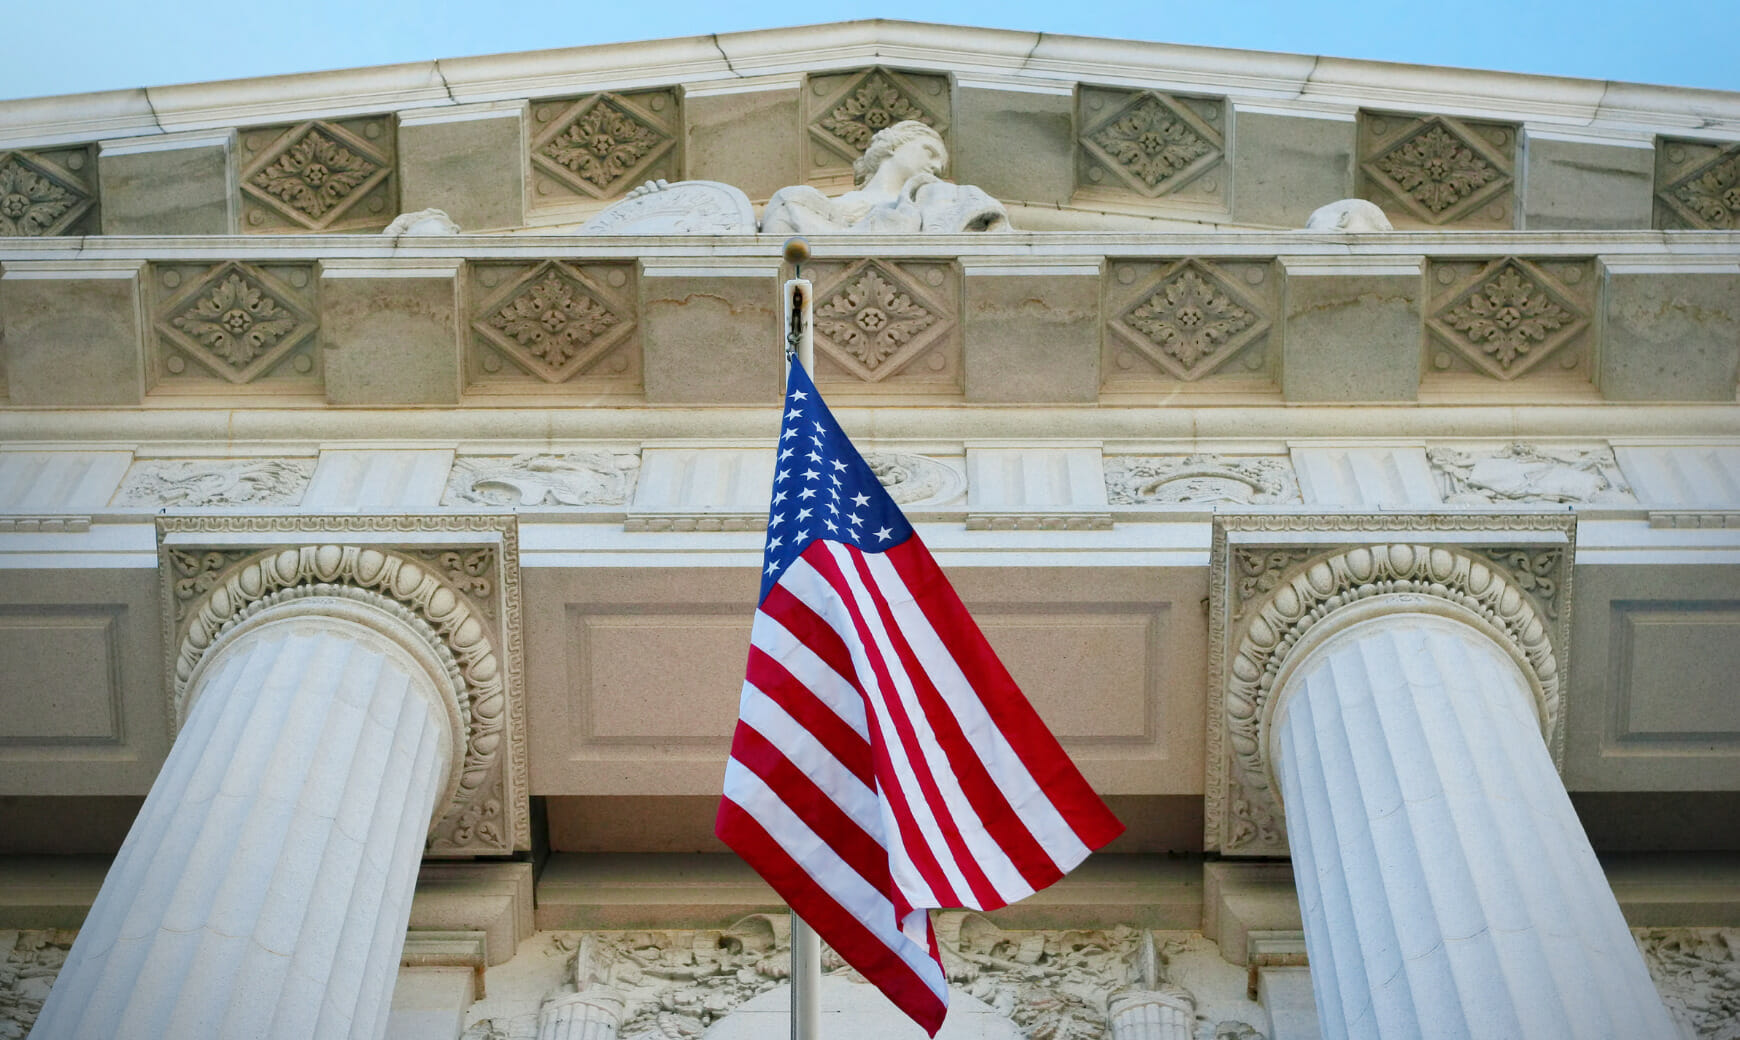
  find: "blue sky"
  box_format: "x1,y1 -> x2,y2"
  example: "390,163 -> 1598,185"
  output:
2,0 -> 1735,101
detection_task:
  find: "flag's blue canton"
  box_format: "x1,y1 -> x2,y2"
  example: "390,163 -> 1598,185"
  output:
758,358 -> 914,604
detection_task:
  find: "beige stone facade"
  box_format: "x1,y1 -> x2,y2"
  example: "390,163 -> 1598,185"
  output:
1,20 -> 1738,1039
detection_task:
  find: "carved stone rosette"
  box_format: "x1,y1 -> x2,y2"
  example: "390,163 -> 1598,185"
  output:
1205,513 -> 1575,856
155,515 -> 528,856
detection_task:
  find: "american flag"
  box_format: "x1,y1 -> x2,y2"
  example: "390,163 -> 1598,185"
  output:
715,356 -> 1124,1035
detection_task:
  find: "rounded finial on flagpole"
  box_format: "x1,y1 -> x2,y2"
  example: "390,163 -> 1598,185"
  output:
782,236 -> 811,271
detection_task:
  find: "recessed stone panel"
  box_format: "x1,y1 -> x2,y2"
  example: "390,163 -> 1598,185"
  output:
0,262 -> 146,407
1611,603 -> 1740,746
528,89 -> 681,210
1077,87 -> 1227,212
1654,136 -> 1740,230
684,85 -> 801,203
1104,258 -> 1275,392
238,115 -> 396,233
98,132 -> 234,235
1358,111 -> 1517,228
0,570 -> 168,795
1230,107 -> 1356,228
571,608 -> 748,744
976,608 -> 1158,741
1424,256 -> 1594,385
0,145 -> 99,237
807,257 -> 959,396
0,606 -> 123,744
1522,132 -> 1653,230
465,259 -> 639,394
1567,564 -> 1740,790
397,103 -> 527,232
147,260 -> 320,395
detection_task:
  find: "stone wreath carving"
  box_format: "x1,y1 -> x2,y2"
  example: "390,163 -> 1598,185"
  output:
1214,538 -> 1565,856
168,542 -> 521,855
863,450 -> 966,506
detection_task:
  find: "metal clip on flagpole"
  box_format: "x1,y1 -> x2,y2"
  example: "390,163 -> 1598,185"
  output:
780,235 -> 822,1040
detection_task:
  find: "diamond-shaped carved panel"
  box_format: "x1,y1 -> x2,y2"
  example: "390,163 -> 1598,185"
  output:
149,261 -> 320,394
239,117 -> 396,233
1655,136 -> 1740,230
1426,257 -> 1592,382
1078,88 -> 1225,203
0,146 -> 98,236
1359,112 -> 1516,228
529,90 -> 680,205
805,67 -> 950,184
806,259 -> 958,395
1106,259 -> 1274,386
466,260 -> 639,393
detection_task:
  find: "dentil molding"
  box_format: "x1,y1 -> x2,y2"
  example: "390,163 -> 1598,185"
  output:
155,515 -> 528,857
1205,512 -> 1575,856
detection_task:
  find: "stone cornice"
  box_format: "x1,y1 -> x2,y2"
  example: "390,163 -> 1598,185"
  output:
156,515 -> 529,857
1205,512 -> 1576,857
4,410 -> 1737,446
2,21 -> 1738,150
2,230 -> 1738,261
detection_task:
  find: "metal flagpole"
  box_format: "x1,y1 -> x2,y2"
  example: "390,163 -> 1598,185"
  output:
780,236 -> 821,1040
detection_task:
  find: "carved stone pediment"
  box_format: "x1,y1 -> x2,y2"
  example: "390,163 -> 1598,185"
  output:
1205,513 -> 1575,856
156,515 -> 529,856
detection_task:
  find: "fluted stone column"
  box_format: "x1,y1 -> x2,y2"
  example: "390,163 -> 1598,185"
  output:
1270,609 -> 1676,1039
33,597 -> 461,1040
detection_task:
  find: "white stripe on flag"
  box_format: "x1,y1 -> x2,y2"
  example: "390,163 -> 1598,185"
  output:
823,543 -> 1034,907
781,555 -> 963,908
749,610 -> 868,733
723,758 -> 950,1004
737,681 -> 884,842
861,551 -> 1094,873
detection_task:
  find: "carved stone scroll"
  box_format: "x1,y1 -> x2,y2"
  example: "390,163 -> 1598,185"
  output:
1206,513 -> 1575,856
156,516 -> 528,856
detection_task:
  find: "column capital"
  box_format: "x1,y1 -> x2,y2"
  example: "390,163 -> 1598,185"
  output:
156,515 -> 528,856
1206,512 -> 1574,855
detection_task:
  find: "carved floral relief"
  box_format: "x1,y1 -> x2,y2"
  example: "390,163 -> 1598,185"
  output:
529,90 -> 680,205
1426,443 -> 1634,505
113,458 -> 315,508
1106,260 -> 1274,385
1105,455 -> 1300,506
805,67 -> 949,181
1656,137 -> 1740,230
806,258 -> 960,393
1359,112 -> 1516,227
862,451 -> 967,507
467,260 -> 639,391
1425,258 -> 1593,381
149,261 -> 321,393
0,146 -> 96,236
1078,88 -> 1225,203
239,117 -> 396,232
444,451 -> 641,507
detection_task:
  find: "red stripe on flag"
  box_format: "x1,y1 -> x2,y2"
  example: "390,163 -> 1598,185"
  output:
842,544 -> 1066,900
715,798 -> 949,1036
839,546 -> 1018,910
744,644 -> 875,789
801,543 -> 974,908
884,538 -> 1126,851
728,722 -> 891,893
763,582 -> 860,690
